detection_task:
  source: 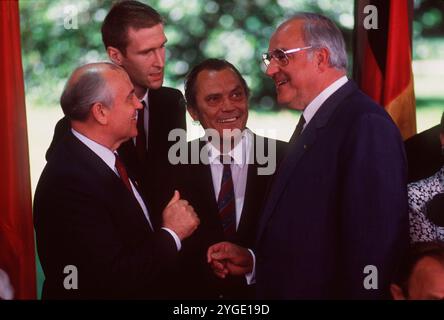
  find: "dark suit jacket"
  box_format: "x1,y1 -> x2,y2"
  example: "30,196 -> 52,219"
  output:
34,132 -> 179,299
404,124 -> 442,183
169,133 -> 287,299
256,81 -> 409,299
46,87 -> 186,224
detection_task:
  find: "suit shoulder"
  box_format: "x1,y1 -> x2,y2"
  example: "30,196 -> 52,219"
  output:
345,89 -> 392,118
252,134 -> 289,163
335,89 -> 399,135
155,86 -> 184,100
253,134 -> 288,148
150,87 -> 186,116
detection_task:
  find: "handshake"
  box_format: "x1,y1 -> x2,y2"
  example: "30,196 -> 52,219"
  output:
206,242 -> 254,278
161,191 -> 254,279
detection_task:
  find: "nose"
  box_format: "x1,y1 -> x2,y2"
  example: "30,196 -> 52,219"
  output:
221,98 -> 236,112
134,96 -> 143,110
265,59 -> 279,77
153,47 -> 165,68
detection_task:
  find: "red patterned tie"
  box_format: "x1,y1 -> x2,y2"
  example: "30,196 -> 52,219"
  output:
114,153 -> 133,194
217,155 -> 236,239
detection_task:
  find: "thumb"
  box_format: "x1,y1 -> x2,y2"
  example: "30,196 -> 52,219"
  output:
166,190 -> 180,207
211,251 -> 231,261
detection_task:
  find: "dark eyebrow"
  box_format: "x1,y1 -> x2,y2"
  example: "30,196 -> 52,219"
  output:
206,93 -> 221,99
136,40 -> 168,55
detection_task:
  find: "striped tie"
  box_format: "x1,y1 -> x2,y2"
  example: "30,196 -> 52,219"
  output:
217,155 -> 236,239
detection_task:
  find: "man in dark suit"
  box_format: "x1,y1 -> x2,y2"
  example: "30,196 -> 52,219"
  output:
208,13 -> 409,299
46,1 -> 186,220
167,59 -> 287,299
34,62 -> 199,299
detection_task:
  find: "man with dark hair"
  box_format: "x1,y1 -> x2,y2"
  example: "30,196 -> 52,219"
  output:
34,63 -> 199,299
47,1 -> 186,219
208,13 -> 408,299
391,241 -> 444,300
168,59 -> 286,299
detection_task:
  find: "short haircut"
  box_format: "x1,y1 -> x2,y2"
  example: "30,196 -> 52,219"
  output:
184,58 -> 250,110
101,0 -> 164,55
60,62 -> 122,121
392,241 -> 444,297
283,12 -> 348,71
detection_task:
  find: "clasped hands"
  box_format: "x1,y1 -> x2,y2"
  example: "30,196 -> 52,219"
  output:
206,242 -> 254,279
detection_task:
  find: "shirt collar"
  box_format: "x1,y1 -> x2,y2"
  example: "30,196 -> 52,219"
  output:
303,76 -> 348,126
140,89 -> 149,108
71,129 -> 117,171
206,129 -> 252,167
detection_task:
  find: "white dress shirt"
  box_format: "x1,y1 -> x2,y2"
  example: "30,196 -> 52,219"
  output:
205,129 -> 256,284
301,76 -> 348,132
206,129 -> 252,230
71,129 -> 181,250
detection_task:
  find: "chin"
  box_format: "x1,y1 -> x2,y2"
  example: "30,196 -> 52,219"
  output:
288,98 -> 306,111
276,94 -> 291,106
147,79 -> 164,90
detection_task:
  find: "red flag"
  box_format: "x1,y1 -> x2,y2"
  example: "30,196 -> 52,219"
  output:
0,0 -> 36,299
354,0 -> 416,140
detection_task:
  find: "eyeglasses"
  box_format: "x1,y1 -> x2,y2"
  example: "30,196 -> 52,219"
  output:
262,46 -> 312,67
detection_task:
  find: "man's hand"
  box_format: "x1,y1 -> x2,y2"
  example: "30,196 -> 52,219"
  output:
162,190 -> 199,240
207,242 -> 253,278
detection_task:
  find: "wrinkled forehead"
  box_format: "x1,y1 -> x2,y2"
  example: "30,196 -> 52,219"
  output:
269,19 -> 306,50
198,69 -> 242,91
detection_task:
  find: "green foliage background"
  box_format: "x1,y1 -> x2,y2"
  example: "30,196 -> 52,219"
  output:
19,0 -> 358,110
19,0 -> 443,299
20,0 -> 444,110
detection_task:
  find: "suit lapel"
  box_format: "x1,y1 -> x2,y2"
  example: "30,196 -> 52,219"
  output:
236,161 -> 258,237
198,141 -> 221,225
257,81 -> 358,241
66,133 -> 153,233
237,133 -> 261,236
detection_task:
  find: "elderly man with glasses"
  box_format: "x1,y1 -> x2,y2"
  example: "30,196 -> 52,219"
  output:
208,12 -> 409,299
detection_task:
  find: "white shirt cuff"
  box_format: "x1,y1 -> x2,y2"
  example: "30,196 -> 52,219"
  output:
161,227 -> 181,251
245,248 -> 256,285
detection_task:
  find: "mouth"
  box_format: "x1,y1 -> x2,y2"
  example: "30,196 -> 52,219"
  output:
273,73 -> 290,88
217,116 -> 239,124
276,79 -> 289,87
148,71 -> 163,79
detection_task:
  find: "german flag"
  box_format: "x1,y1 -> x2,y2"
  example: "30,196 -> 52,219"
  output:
353,0 -> 416,140
0,0 -> 36,299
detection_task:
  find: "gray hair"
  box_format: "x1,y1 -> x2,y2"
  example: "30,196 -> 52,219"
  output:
285,13 -> 348,71
60,62 -> 122,121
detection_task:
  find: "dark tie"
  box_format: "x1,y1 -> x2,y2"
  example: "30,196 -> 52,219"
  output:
136,101 -> 147,162
289,114 -> 306,144
115,153 -> 133,194
217,155 -> 236,240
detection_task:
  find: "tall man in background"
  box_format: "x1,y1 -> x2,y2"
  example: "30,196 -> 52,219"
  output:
47,0 -> 186,219
208,13 -> 409,299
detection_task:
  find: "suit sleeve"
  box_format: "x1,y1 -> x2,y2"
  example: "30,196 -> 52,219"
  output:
338,113 -> 409,299
34,176 -> 178,298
